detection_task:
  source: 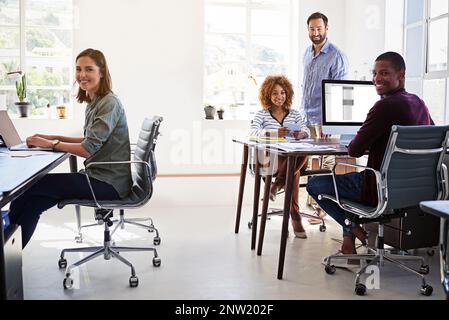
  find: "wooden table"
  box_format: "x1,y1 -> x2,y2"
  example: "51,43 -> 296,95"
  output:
233,138 -> 349,279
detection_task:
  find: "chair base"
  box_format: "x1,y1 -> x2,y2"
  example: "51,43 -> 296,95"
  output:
75,209 -> 161,246
59,222 -> 161,289
323,246 -> 433,296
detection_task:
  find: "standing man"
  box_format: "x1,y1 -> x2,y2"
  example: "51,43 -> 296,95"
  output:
301,12 -> 348,221
302,12 -> 348,134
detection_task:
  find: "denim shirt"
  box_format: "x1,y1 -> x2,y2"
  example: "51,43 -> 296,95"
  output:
82,92 -> 132,198
301,39 -> 348,125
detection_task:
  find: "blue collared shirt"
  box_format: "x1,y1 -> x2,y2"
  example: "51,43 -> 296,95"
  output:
301,39 -> 348,125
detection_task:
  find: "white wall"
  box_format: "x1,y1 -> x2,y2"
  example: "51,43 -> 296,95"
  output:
13,0 -> 396,178
344,0 -> 387,80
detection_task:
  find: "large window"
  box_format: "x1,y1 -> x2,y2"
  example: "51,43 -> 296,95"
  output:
204,0 -> 295,120
404,0 -> 449,124
0,0 -> 73,117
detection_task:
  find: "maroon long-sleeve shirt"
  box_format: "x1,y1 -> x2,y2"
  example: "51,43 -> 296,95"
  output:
348,88 -> 433,206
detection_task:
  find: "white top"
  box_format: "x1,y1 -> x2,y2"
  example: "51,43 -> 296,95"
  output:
250,109 -> 310,138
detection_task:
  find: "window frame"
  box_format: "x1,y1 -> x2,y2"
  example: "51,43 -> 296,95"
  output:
203,0 -> 297,120
0,0 -> 73,118
404,0 -> 449,124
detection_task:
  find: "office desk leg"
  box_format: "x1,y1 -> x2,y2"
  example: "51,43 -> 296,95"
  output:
251,153 -> 262,250
69,155 -> 82,242
235,145 -> 249,234
257,173 -> 272,256
277,156 -> 296,279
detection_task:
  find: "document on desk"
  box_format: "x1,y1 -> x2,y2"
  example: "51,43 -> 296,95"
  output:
0,150 -> 49,157
274,142 -> 337,152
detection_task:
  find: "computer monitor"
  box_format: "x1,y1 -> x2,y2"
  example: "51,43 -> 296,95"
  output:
321,80 -> 380,144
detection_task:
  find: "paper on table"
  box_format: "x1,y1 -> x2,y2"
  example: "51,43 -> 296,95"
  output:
285,123 -> 301,132
285,137 -> 313,143
9,151 -> 49,157
9,151 -> 33,157
274,142 -> 336,152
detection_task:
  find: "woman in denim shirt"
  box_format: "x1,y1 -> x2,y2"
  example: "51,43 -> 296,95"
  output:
9,48 -> 132,248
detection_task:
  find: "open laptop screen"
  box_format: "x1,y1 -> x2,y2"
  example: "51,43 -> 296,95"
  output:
0,111 -> 52,151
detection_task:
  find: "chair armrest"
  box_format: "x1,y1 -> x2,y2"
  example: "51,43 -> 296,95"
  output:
441,163 -> 449,200
319,162 -> 385,219
83,160 -> 152,210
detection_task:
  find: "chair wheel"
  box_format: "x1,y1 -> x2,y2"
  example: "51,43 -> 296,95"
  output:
319,225 -> 326,232
247,221 -> 252,229
153,237 -> 161,245
153,257 -> 161,267
63,277 -> 73,289
324,264 -> 336,274
148,225 -> 155,233
129,276 -> 139,288
419,265 -> 430,275
421,285 -> 433,296
426,249 -> 435,256
58,258 -> 67,269
355,283 -> 366,296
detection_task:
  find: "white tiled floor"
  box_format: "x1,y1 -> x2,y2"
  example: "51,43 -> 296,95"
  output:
22,177 -> 445,300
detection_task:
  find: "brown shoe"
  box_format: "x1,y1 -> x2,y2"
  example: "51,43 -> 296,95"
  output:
341,235 -> 357,254
291,219 -> 307,239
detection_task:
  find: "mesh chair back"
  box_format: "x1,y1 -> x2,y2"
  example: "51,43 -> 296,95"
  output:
381,125 -> 449,209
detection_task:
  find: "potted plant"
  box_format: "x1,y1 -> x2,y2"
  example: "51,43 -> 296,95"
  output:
14,73 -> 31,118
217,107 -> 225,120
204,104 -> 216,120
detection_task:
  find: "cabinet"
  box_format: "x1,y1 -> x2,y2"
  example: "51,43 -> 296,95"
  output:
365,207 -> 440,250
2,225 -> 23,300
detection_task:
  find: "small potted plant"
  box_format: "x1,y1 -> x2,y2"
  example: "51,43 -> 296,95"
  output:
217,107 -> 225,120
14,73 -> 32,117
204,103 -> 216,120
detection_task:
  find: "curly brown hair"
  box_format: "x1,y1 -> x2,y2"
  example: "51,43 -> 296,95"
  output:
258,75 -> 294,111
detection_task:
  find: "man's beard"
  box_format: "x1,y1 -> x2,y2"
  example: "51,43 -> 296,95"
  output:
309,34 -> 326,45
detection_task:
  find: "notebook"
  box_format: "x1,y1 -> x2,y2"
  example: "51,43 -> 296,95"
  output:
0,110 -> 53,151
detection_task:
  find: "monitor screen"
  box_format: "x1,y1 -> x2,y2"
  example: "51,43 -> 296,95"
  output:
321,80 -> 380,135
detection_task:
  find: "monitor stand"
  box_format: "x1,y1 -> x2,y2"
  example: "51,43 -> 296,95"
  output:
339,134 -> 355,146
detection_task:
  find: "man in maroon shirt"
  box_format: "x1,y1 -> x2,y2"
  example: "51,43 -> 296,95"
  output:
307,52 -> 433,254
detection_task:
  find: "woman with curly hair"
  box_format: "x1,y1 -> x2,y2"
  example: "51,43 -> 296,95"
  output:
250,75 -> 310,238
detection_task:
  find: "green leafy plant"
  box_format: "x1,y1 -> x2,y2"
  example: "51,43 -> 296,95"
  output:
15,73 -> 27,102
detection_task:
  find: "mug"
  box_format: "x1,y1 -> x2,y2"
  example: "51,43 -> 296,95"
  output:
56,105 -> 67,119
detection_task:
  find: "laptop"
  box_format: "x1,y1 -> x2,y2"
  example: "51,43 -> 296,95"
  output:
0,110 -> 53,151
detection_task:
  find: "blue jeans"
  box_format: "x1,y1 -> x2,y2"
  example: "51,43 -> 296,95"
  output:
306,171 -> 363,236
9,173 -> 120,248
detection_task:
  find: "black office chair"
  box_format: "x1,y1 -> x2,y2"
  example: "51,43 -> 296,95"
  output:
247,147 -> 329,232
72,119 -> 162,246
57,116 -> 163,289
320,124 -> 449,296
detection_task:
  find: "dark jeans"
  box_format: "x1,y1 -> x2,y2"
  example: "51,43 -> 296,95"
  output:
306,171 -> 363,236
9,173 -> 120,248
